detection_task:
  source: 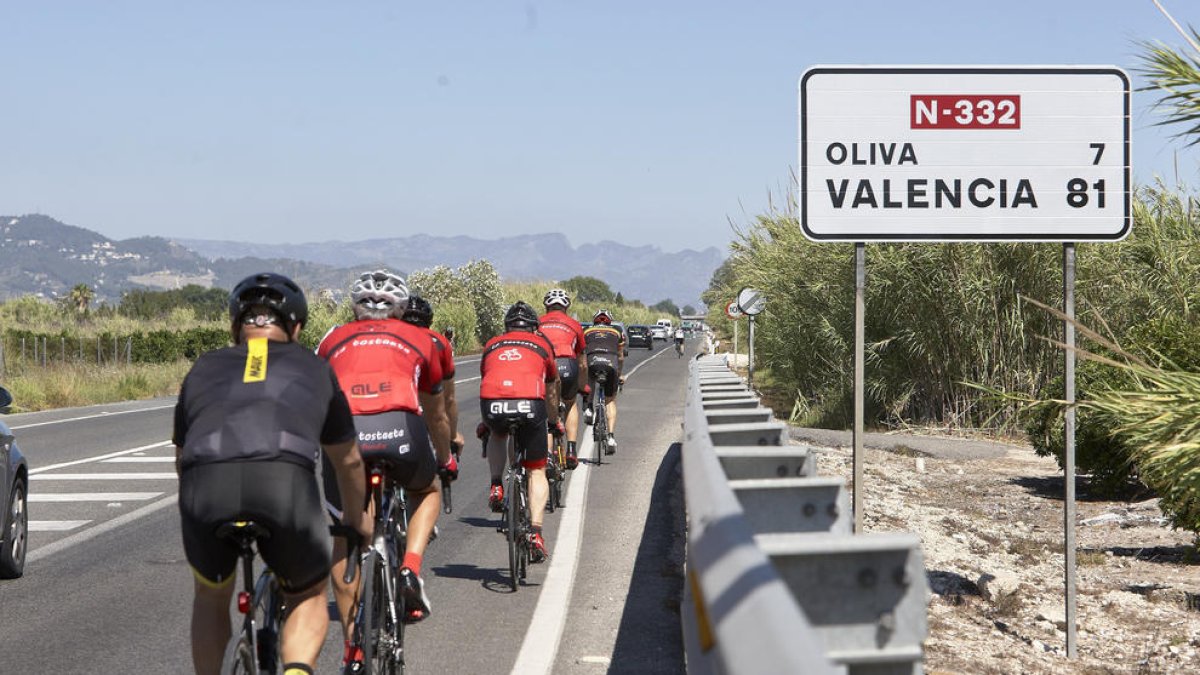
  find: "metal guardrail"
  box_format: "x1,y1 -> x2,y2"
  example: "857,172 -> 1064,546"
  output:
682,354 -> 929,674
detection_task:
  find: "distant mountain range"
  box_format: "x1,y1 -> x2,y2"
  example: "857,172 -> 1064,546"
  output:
0,214 -> 724,307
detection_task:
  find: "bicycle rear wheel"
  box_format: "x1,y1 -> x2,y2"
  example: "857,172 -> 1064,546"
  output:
219,634 -> 255,675
593,391 -> 606,465
506,466 -> 521,591
361,550 -> 400,675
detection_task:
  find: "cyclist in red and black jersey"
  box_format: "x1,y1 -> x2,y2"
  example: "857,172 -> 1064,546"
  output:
400,295 -> 465,454
175,273 -> 369,675
317,270 -> 455,651
584,309 -> 625,454
479,301 -> 561,562
538,288 -> 587,469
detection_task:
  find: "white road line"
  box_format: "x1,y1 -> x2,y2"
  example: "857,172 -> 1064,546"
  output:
29,441 -> 173,474
31,473 -> 178,481
623,342 -> 674,380
511,433 -> 594,675
29,520 -> 92,531
29,492 -> 164,502
101,457 -> 175,463
455,376 -> 481,384
10,404 -> 175,430
27,494 -> 178,564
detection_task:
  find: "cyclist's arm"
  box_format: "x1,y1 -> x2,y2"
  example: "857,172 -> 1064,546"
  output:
421,390 -> 453,465
325,439 -> 370,539
443,377 -> 461,448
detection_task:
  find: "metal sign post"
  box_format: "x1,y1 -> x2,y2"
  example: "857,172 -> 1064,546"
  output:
725,300 -> 743,365
737,288 -> 767,388
1064,243 -> 1078,657
853,243 -> 865,534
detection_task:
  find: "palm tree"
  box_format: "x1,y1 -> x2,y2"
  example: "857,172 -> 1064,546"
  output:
68,283 -> 94,314
1141,2 -> 1200,145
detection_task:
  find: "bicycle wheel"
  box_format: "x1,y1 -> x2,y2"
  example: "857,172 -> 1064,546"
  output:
219,634 -> 255,675
256,581 -> 284,673
593,392 -> 606,465
361,550 -> 399,675
518,474 -> 530,580
506,465 -> 521,591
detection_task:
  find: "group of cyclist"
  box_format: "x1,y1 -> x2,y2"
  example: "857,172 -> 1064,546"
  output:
173,270 -> 632,674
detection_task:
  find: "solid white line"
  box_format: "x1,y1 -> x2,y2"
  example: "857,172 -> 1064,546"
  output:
29,492 -> 164,502
455,376 -> 481,384
510,434 -> 594,675
27,494 -> 178,564
31,473 -> 178,481
624,343 -> 674,379
29,520 -> 92,531
29,441 -> 173,474
10,404 -> 175,430
101,457 -> 175,463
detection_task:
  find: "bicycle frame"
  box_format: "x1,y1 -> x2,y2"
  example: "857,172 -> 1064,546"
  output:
219,522 -> 284,675
346,466 -> 408,674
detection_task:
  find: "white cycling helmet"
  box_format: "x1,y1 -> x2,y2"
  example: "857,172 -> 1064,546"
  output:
351,270 -> 408,309
543,288 -> 571,309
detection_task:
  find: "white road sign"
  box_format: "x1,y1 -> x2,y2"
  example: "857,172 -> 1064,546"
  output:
737,288 -> 766,316
799,66 -> 1130,242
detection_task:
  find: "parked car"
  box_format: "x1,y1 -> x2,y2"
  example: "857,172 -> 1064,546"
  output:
626,325 -> 653,349
0,386 -> 28,579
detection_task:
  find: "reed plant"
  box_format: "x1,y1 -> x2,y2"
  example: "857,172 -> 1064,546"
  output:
4,360 -> 191,412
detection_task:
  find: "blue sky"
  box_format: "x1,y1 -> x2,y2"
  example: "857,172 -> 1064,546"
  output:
2,1 -> 1197,252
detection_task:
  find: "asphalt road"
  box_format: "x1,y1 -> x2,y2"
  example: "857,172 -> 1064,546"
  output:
0,338 -> 692,674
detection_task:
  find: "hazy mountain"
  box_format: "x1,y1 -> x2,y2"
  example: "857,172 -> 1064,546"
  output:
177,233 -> 724,307
0,215 -> 723,307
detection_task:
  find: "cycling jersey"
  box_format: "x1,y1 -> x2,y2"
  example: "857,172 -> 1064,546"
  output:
173,339 -> 357,472
317,318 -> 443,415
584,324 -> 624,355
480,330 -> 557,400
538,310 -> 586,358
429,329 -> 455,381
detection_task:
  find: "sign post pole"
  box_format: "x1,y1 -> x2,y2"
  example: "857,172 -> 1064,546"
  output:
854,243 -> 865,534
748,315 -> 756,388
1064,243 -> 1078,657
733,319 -> 739,364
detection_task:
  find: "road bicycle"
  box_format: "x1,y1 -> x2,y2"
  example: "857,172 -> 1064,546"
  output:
591,371 -> 610,465
547,429 -> 566,512
343,462 -> 409,675
217,521 -> 284,675
675,339 -> 684,358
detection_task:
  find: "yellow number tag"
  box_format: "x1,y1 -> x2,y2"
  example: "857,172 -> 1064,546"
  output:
244,337 -> 268,383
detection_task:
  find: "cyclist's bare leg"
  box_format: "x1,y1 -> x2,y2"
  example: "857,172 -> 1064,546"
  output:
280,576 -> 331,668
607,396 -> 618,435
330,537 -> 356,642
191,576 -> 234,675
528,467 -> 548,528
487,431 -> 509,483
564,396 -> 579,444
404,485 -> 441,561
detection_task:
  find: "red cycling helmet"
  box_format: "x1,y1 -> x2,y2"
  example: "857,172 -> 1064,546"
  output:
593,309 -> 613,325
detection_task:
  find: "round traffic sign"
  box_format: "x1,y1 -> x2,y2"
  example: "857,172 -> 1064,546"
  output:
737,287 -> 766,316
725,300 -> 742,319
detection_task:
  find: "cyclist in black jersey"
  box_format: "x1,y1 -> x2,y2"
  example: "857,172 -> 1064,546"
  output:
583,309 -> 625,454
174,273 -> 370,675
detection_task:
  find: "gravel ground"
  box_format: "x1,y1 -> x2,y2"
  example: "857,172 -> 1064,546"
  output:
791,427 -> 1200,674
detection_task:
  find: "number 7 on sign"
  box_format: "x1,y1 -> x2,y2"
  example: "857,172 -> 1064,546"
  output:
1090,143 -> 1105,165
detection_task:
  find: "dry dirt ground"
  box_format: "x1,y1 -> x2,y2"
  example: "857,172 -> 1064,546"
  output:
803,430 -> 1200,674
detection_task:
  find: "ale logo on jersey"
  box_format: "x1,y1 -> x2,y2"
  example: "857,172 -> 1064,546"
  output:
498,348 -> 523,361
490,400 -> 532,416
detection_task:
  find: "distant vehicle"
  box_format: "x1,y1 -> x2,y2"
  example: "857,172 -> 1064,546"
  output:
613,322 -> 630,356
0,386 -> 28,579
650,325 -> 668,341
626,325 -> 653,349
655,319 -> 674,335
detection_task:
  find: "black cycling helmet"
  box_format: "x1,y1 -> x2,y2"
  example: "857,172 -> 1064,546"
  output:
401,295 -> 434,328
228,272 -> 308,337
504,301 -> 540,331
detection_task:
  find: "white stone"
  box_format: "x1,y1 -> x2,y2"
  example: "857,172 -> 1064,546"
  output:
977,570 -> 1023,602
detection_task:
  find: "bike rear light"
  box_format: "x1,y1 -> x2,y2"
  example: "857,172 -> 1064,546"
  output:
237,591 -> 251,614
370,473 -> 383,486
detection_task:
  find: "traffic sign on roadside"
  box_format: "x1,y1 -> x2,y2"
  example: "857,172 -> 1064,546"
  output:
725,300 -> 743,319
736,288 -> 766,316
799,66 -> 1130,242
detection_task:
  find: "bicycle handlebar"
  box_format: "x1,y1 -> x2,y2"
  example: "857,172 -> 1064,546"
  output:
329,524 -> 362,584
440,440 -> 462,514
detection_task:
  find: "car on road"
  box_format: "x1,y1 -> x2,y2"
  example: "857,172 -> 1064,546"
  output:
0,386 -> 28,579
626,325 -> 653,349
650,325 -> 668,341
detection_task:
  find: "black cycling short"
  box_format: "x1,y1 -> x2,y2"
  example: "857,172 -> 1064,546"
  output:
180,461 -> 329,592
555,357 -> 580,401
587,353 -> 620,398
323,409 -> 435,520
480,398 -> 548,469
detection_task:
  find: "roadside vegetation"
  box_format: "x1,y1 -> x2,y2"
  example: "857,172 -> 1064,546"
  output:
0,262 -> 677,413
704,15 -> 1200,536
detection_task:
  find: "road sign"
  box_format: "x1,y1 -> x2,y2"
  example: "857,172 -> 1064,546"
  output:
737,288 -> 766,316
798,66 -> 1130,242
725,300 -> 743,319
